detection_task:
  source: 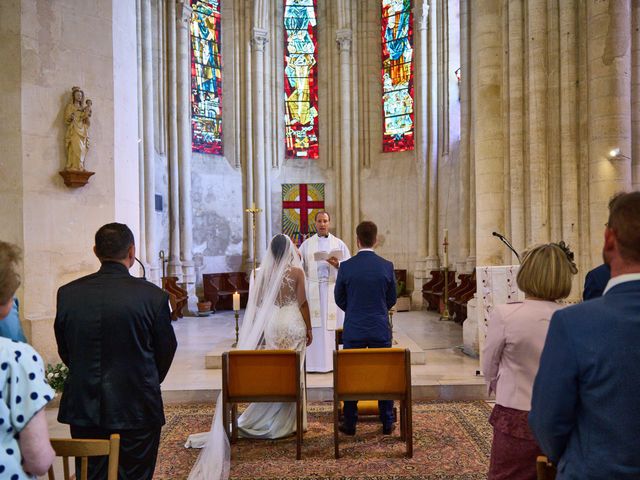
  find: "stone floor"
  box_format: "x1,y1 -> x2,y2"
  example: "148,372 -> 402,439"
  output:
43,309 -> 487,478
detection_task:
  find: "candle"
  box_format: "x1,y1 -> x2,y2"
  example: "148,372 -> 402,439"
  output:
233,291 -> 240,311
251,202 -> 256,210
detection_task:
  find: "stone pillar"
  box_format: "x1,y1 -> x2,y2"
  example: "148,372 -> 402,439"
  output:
507,0 -> 525,258
457,0 -> 470,273
141,0 -> 159,283
135,0 -> 146,264
252,27 -> 268,263
167,0 -> 182,280
632,0 -> 640,189
337,29 -> 353,248
472,1 -> 504,266
176,1 -> 196,296
413,1 -> 430,306
527,0 -> 549,245
587,0 -> 632,262
559,0 -> 580,297
426,0 -> 439,270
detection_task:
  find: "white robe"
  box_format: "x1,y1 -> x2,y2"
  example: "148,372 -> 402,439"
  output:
299,234 -> 350,372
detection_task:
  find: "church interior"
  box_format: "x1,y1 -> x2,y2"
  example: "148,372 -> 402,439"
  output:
2,0 -> 640,477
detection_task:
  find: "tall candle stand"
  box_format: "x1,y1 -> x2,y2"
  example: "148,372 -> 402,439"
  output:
245,202 -> 263,280
232,309 -> 239,347
440,230 -> 451,321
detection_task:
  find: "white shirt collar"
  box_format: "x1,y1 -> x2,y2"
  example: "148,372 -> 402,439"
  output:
603,273 -> 640,295
358,248 -> 375,253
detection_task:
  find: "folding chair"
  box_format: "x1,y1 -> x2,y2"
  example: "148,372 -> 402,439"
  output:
333,348 -> 412,458
536,455 -> 557,480
47,434 -> 120,480
222,349 -> 304,459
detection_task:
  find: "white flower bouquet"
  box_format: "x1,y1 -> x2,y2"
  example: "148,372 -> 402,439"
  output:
45,363 -> 69,393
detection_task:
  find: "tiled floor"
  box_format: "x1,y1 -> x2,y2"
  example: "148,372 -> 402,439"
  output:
159,309 -> 485,402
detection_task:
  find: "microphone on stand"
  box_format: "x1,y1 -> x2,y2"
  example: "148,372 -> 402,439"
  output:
135,257 -> 147,280
492,232 -> 521,262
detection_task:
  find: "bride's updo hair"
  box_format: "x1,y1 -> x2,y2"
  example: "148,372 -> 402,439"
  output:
270,234 -> 290,263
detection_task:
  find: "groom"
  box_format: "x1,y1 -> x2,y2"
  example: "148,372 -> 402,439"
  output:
334,220 -> 397,435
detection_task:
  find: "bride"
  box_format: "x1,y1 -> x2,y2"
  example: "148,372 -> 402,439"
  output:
187,234 -> 313,480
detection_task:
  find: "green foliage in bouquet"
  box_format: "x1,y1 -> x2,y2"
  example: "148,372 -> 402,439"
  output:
46,363 -> 69,393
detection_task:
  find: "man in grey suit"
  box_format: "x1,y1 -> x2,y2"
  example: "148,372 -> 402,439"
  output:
529,191 -> 640,479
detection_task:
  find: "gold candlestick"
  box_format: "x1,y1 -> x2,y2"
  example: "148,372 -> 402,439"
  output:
232,310 -> 240,348
440,230 -> 451,321
245,202 -> 263,279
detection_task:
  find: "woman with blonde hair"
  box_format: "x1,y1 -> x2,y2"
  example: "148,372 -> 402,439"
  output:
482,242 -> 577,480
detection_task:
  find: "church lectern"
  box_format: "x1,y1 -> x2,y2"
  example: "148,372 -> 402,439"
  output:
475,266 -> 525,368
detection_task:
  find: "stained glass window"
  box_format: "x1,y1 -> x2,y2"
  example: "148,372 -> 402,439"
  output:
284,0 -> 319,159
381,0 -> 414,152
190,0 -> 223,154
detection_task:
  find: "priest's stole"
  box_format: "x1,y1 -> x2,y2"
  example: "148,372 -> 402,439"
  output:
282,183 -> 325,246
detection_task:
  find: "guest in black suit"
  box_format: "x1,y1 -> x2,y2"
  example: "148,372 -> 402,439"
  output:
334,221 -> 397,435
55,223 -> 177,480
582,263 -> 610,300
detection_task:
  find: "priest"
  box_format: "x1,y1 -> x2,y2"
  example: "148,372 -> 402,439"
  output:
299,211 -> 350,372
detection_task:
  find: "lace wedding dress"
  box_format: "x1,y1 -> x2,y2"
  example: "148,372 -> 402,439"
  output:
187,235 -> 309,480
237,268 -> 308,438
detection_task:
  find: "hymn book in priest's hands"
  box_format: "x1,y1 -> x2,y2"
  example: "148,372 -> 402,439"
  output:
313,250 -> 344,262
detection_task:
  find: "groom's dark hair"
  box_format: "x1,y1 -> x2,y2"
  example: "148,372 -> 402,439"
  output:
356,221 -> 377,248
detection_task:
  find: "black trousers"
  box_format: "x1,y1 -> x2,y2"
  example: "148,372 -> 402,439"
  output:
342,338 -> 395,429
70,425 -> 161,480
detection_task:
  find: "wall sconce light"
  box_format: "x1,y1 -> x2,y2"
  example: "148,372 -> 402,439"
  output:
608,147 -> 630,161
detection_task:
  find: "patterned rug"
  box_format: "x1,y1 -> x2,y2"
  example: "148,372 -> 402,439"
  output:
155,401 -> 492,480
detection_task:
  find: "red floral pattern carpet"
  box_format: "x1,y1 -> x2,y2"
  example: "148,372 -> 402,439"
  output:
155,401 -> 492,479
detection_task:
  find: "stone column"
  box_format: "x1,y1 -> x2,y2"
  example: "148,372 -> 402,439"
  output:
426,0 -> 439,269
135,0 -> 146,264
141,0 -> 159,283
252,27 -> 268,263
412,2 -> 430,306
527,0 -> 549,244
559,0 -> 580,297
587,0 -> 632,262
336,29 -> 353,248
167,0 -> 182,280
472,0 -> 504,266
632,0 -> 640,189
507,0 -> 525,258
457,0 -> 470,273
176,1 -> 196,293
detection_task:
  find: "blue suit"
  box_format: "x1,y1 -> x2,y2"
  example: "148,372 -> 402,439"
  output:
334,250 -> 397,429
0,298 -> 27,342
582,263 -> 610,300
529,279 -> 640,479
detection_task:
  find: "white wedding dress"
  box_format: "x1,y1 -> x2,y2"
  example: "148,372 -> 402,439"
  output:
187,235 -> 309,480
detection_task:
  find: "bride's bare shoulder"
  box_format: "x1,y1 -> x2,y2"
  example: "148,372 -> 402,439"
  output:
289,266 -> 305,278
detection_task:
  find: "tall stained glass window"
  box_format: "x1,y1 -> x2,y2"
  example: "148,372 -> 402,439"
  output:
284,0 -> 319,159
381,0 -> 414,152
190,0 -> 223,154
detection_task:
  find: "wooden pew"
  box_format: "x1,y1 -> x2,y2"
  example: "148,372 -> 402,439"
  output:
448,272 -> 476,323
203,272 -> 250,311
422,270 -> 442,310
162,276 -> 188,320
424,270 -> 456,311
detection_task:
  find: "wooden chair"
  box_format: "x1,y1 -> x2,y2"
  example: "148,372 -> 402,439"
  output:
162,276 -> 188,320
222,350 -> 304,459
227,272 -> 250,308
47,434 -> 120,480
536,456 -> 557,480
333,348 -> 412,459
